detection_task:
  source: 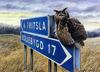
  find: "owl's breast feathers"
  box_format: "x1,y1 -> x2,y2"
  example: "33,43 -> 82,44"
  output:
56,22 -> 75,46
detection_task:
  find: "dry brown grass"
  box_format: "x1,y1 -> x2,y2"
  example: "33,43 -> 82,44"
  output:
81,38 -> 100,72
0,35 -> 100,72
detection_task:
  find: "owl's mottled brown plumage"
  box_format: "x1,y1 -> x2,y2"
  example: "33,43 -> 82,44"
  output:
67,18 -> 87,46
54,8 -> 87,46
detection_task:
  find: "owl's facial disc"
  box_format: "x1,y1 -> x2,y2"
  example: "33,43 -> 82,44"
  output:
56,11 -> 66,19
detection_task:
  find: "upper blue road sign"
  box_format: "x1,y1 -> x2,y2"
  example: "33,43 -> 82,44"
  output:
21,16 -> 49,36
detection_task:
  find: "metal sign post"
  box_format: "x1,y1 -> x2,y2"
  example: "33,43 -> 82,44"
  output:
30,48 -> 33,72
48,60 -> 52,72
24,45 -> 27,72
54,63 -> 57,72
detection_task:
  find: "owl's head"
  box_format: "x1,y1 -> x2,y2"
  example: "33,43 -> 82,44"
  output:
54,8 -> 70,20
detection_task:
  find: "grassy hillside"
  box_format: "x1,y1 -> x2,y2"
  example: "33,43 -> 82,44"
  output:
0,35 -> 100,72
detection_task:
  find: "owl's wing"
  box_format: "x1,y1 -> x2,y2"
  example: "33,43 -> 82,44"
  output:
69,17 -> 87,40
69,17 -> 81,24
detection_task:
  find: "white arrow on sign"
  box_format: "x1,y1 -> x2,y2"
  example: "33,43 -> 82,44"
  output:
59,43 -> 72,65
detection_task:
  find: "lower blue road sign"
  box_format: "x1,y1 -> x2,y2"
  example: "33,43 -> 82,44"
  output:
21,31 -> 74,72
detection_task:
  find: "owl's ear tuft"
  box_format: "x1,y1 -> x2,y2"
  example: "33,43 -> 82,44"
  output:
54,10 -> 59,13
63,7 -> 68,12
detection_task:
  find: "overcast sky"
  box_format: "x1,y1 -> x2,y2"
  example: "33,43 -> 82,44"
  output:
0,0 -> 100,16
0,0 -> 100,30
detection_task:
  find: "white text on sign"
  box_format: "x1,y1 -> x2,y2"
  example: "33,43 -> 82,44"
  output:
23,21 -> 46,31
22,35 -> 56,56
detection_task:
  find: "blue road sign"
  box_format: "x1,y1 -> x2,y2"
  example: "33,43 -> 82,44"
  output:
21,16 -> 49,36
21,32 -> 74,72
